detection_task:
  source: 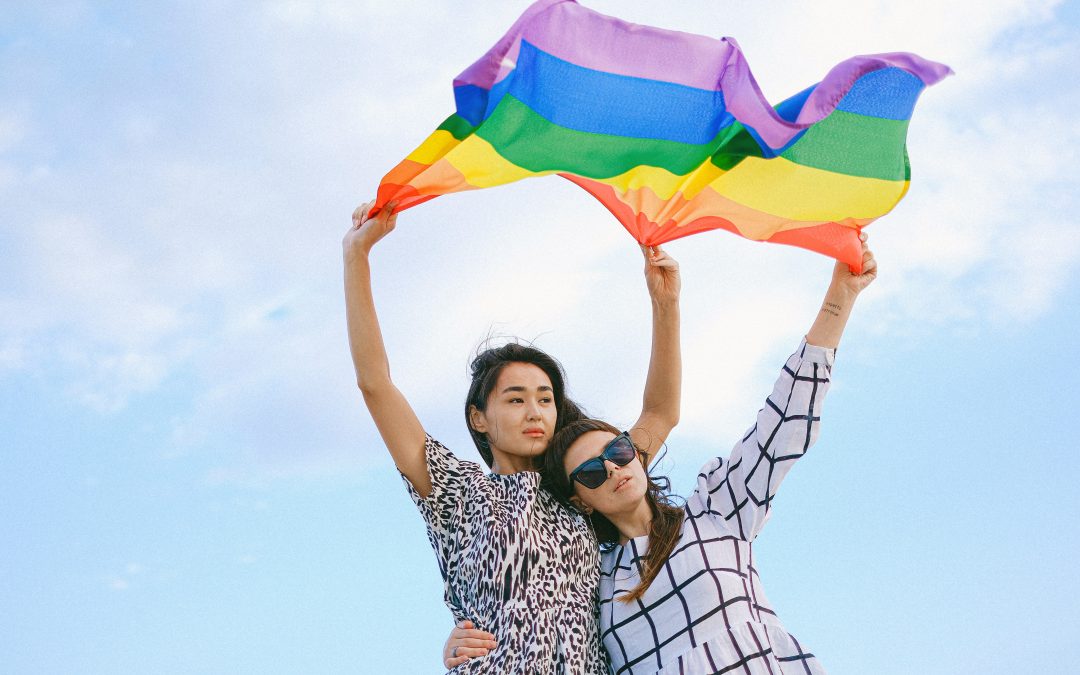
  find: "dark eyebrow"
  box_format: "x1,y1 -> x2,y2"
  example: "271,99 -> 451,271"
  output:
500,385 -> 554,394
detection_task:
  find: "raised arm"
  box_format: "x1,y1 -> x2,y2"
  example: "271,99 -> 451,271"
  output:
343,200 -> 430,496
691,234 -> 878,541
629,245 -> 681,457
806,231 -> 878,349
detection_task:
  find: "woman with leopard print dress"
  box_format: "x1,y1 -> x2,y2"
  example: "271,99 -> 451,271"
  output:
344,200 -> 681,673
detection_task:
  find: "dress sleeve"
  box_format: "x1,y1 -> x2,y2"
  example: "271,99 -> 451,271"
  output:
689,339 -> 835,542
399,435 -> 484,572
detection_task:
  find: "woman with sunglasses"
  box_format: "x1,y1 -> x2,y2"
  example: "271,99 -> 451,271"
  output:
345,200 -> 682,674
446,234 -> 877,673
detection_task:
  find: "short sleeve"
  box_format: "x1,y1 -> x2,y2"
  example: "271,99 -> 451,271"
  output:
400,435 -> 485,562
689,339 -> 834,542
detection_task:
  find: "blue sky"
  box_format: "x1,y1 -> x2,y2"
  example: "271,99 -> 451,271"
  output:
2,1 -> 1079,673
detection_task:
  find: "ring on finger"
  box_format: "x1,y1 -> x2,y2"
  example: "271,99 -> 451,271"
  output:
451,646 -> 458,658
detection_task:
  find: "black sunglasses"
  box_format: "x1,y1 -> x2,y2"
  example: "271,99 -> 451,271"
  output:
569,431 -> 637,489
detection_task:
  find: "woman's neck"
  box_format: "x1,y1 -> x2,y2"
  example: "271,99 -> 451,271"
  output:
489,449 -> 536,475
609,499 -> 655,544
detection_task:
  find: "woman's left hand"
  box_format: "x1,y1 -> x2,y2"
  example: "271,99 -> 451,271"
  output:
642,245 -> 680,305
830,231 -> 878,297
442,620 -> 496,669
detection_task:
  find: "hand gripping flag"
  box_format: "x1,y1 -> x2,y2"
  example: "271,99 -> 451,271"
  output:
372,0 -> 951,271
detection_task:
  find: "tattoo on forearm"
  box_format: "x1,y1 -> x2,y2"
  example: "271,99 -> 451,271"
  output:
820,301 -> 843,318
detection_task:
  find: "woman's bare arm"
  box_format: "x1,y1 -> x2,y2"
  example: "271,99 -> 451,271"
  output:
629,245 -> 682,456
806,232 -> 878,349
344,200 -> 429,496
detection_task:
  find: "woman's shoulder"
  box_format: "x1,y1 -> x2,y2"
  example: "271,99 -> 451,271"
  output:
402,434 -> 486,507
422,433 -> 482,475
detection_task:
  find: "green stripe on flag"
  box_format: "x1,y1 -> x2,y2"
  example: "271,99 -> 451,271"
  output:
781,110 -> 910,180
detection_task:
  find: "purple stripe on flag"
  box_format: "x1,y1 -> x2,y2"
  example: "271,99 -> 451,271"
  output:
452,0 -> 951,150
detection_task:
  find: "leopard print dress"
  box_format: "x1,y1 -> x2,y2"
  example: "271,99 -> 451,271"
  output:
402,435 -> 609,674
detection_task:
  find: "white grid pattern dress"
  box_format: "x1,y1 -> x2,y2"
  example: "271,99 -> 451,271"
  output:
599,340 -> 834,675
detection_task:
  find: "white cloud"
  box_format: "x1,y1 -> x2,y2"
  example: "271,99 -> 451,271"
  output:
864,97 -> 1080,328
263,0 -> 456,28
17,216 -> 186,346
105,561 -> 143,592
119,113 -> 159,146
0,110 -> 27,152
0,162 -> 16,192
0,339 -> 27,371
980,221 -> 1080,320
62,349 -> 170,413
3,214 -> 192,410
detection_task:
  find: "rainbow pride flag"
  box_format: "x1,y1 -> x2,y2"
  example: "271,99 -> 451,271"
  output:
373,0 -> 952,270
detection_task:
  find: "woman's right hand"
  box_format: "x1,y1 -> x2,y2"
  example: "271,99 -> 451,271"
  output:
829,231 -> 877,298
442,620 -> 497,670
343,200 -> 398,260
642,245 -> 680,305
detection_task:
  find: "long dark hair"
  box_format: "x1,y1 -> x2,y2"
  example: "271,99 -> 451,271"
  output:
542,419 -> 685,603
465,342 -> 587,467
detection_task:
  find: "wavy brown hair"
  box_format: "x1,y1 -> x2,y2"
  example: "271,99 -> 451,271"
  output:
542,419 -> 684,603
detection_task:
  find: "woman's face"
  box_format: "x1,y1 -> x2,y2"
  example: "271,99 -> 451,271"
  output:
562,430 -> 649,517
470,362 -> 558,463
